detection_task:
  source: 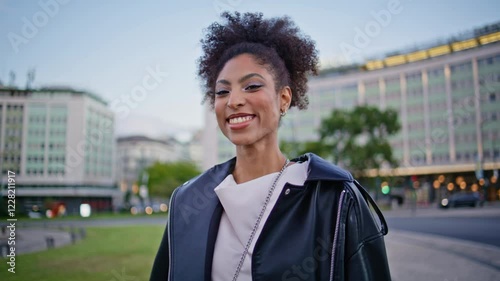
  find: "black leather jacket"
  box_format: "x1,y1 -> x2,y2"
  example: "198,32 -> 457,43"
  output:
150,153 -> 391,281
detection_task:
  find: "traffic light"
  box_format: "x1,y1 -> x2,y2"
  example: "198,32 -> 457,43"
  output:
381,181 -> 390,195
411,175 -> 420,188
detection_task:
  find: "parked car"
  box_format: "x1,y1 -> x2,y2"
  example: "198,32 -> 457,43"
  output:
440,192 -> 483,208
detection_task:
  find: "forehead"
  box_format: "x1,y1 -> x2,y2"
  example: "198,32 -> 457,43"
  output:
217,54 -> 273,81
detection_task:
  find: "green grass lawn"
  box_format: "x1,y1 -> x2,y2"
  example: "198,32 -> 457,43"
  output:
2,211 -> 168,222
0,225 -> 165,281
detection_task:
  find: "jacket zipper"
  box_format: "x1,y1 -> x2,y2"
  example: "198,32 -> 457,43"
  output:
329,189 -> 346,281
167,187 -> 179,281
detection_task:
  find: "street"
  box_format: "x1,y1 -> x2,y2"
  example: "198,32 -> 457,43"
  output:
387,216 -> 500,247
383,203 -> 500,246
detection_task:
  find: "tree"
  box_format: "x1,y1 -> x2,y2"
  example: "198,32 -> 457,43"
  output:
282,105 -> 400,177
280,139 -> 326,160
145,161 -> 201,198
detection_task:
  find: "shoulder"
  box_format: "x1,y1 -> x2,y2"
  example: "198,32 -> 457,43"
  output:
295,153 -> 353,182
173,157 -> 236,197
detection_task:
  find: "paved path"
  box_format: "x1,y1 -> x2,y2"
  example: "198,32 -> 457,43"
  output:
387,230 -> 500,281
0,227 -> 73,256
384,205 -> 500,281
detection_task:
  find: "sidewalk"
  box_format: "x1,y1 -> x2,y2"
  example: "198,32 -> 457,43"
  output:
387,230 -> 500,281
0,227 -> 72,256
383,204 -> 500,280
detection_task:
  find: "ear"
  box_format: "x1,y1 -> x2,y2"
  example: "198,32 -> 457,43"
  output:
279,86 -> 292,112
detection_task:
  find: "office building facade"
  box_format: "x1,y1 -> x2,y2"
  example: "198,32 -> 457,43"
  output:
0,87 -> 118,214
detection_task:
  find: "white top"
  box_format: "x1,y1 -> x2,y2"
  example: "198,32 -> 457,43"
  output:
211,160 -> 309,281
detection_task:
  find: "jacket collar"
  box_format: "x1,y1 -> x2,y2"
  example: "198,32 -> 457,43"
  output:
294,153 -> 353,182
209,152 -> 353,184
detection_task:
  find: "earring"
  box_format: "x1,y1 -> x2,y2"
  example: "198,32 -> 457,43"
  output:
280,110 -> 287,117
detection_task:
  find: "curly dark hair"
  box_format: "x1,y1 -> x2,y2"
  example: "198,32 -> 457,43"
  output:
197,12 -> 319,110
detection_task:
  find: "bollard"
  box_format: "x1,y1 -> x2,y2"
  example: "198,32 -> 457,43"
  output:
0,243 -> 8,257
70,231 -> 77,244
79,228 -> 86,239
46,236 -> 55,249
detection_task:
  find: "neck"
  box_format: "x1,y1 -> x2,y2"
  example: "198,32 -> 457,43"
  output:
233,140 -> 286,184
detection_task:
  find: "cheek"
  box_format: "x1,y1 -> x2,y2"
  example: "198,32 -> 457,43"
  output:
214,101 -> 226,123
259,100 -> 280,124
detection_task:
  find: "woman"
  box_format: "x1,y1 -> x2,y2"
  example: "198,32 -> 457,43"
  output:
150,12 -> 391,281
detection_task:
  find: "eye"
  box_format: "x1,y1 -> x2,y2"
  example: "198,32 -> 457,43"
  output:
215,90 -> 229,96
244,84 -> 262,91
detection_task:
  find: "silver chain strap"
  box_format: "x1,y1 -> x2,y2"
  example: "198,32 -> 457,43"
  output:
231,158 -> 290,281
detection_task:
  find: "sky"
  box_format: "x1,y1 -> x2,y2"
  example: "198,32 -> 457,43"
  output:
1,0 -> 499,140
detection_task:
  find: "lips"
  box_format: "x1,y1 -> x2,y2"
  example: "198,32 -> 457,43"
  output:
226,114 -> 255,129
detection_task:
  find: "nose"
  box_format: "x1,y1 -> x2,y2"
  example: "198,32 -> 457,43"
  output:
226,90 -> 245,109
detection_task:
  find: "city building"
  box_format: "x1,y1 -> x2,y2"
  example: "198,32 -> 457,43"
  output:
188,129 -> 204,169
116,135 -> 182,195
203,22 -> 500,202
0,86 -> 118,215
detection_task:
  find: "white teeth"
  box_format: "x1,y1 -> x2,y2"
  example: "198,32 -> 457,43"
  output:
229,116 -> 253,124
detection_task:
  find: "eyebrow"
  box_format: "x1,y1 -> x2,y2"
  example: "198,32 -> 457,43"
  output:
216,73 -> 265,85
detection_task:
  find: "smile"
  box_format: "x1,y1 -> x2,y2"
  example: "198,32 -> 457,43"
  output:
228,115 -> 255,124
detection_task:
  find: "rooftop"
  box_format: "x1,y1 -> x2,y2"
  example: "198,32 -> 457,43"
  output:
0,86 -> 108,105
117,135 -> 173,146
318,20 -> 500,76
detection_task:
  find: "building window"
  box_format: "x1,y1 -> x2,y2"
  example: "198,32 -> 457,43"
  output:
429,68 -> 444,77
478,56 -> 496,66
464,152 -> 471,161
364,80 -> 378,88
490,93 -> 497,102
450,62 -> 472,73
406,72 -> 422,81
385,76 -> 400,85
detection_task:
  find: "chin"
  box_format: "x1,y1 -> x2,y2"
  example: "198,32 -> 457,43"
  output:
222,128 -> 276,147
227,136 -> 256,146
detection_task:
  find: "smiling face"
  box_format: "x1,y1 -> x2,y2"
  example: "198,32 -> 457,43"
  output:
214,54 -> 291,147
